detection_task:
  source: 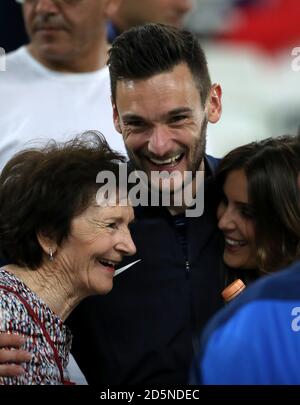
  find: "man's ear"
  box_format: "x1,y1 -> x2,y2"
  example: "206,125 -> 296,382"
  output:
37,232 -> 57,257
207,84 -> 222,124
112,100 -> 122,133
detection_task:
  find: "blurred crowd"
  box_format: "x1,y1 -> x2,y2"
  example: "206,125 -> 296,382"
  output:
186,0 -> 300,156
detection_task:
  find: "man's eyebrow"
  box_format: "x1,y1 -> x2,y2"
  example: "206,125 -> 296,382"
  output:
167,107 -> 193,116
122,113 -> 145,122
122,108 -> 193,122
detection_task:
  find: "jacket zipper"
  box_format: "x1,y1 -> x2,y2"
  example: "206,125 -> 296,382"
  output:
185,260 -> 190,278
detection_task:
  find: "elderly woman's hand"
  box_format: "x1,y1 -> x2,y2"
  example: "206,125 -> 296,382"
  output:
0,333 -> 31,377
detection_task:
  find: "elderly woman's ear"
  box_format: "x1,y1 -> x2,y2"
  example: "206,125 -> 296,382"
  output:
37,232 -> 58,262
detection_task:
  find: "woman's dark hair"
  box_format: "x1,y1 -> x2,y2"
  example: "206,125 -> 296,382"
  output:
217,135 -> 300,273
0,132 -> 126,269
108,23 -> 211,107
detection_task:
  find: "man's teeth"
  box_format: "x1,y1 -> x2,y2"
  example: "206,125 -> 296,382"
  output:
149,154 -> 182,166
225,238 -> 246,247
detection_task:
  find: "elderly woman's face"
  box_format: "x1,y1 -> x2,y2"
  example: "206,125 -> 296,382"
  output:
56,201 -> 136,296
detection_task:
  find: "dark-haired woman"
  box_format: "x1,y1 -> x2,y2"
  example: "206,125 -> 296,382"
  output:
190,135 -> 300,384
217,135 -> 300,292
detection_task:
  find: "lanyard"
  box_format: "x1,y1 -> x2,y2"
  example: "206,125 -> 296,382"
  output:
0,284 -> 75,385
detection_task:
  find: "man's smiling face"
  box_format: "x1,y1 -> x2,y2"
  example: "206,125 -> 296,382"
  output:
113,63 -> 218,193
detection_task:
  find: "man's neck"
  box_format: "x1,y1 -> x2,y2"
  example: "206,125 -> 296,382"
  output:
27,41 -> 109,73
168,159 -> 205,216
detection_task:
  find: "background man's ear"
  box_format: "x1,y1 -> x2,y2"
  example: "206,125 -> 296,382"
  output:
37,232 -> 57,257
112,102 -> 122,133
207,84 -> 222,124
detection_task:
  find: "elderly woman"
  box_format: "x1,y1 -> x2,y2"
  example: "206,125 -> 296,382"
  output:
0,132 -> 136,385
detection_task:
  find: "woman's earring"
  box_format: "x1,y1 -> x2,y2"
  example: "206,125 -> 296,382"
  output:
49,248 -> 54,262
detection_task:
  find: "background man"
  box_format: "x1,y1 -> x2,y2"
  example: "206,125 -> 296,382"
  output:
0,0 -> 125,171
0,0 -> 193,53
107,0 -> 193,42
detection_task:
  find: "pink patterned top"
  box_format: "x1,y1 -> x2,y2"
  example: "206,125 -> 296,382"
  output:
0,268 -> 73,385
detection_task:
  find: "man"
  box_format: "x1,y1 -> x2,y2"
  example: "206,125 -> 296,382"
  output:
191,259 -> 300,384
67,23 -> 223,385
0,0 -> 126,171
107,0 -> 193,42
0,24 -> 223,384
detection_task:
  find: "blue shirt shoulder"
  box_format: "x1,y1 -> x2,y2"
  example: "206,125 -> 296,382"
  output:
191,261 -> 300,384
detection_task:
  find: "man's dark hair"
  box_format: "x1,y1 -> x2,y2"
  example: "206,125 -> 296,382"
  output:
0,131 -> 126,269
108,23 -> 211,107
